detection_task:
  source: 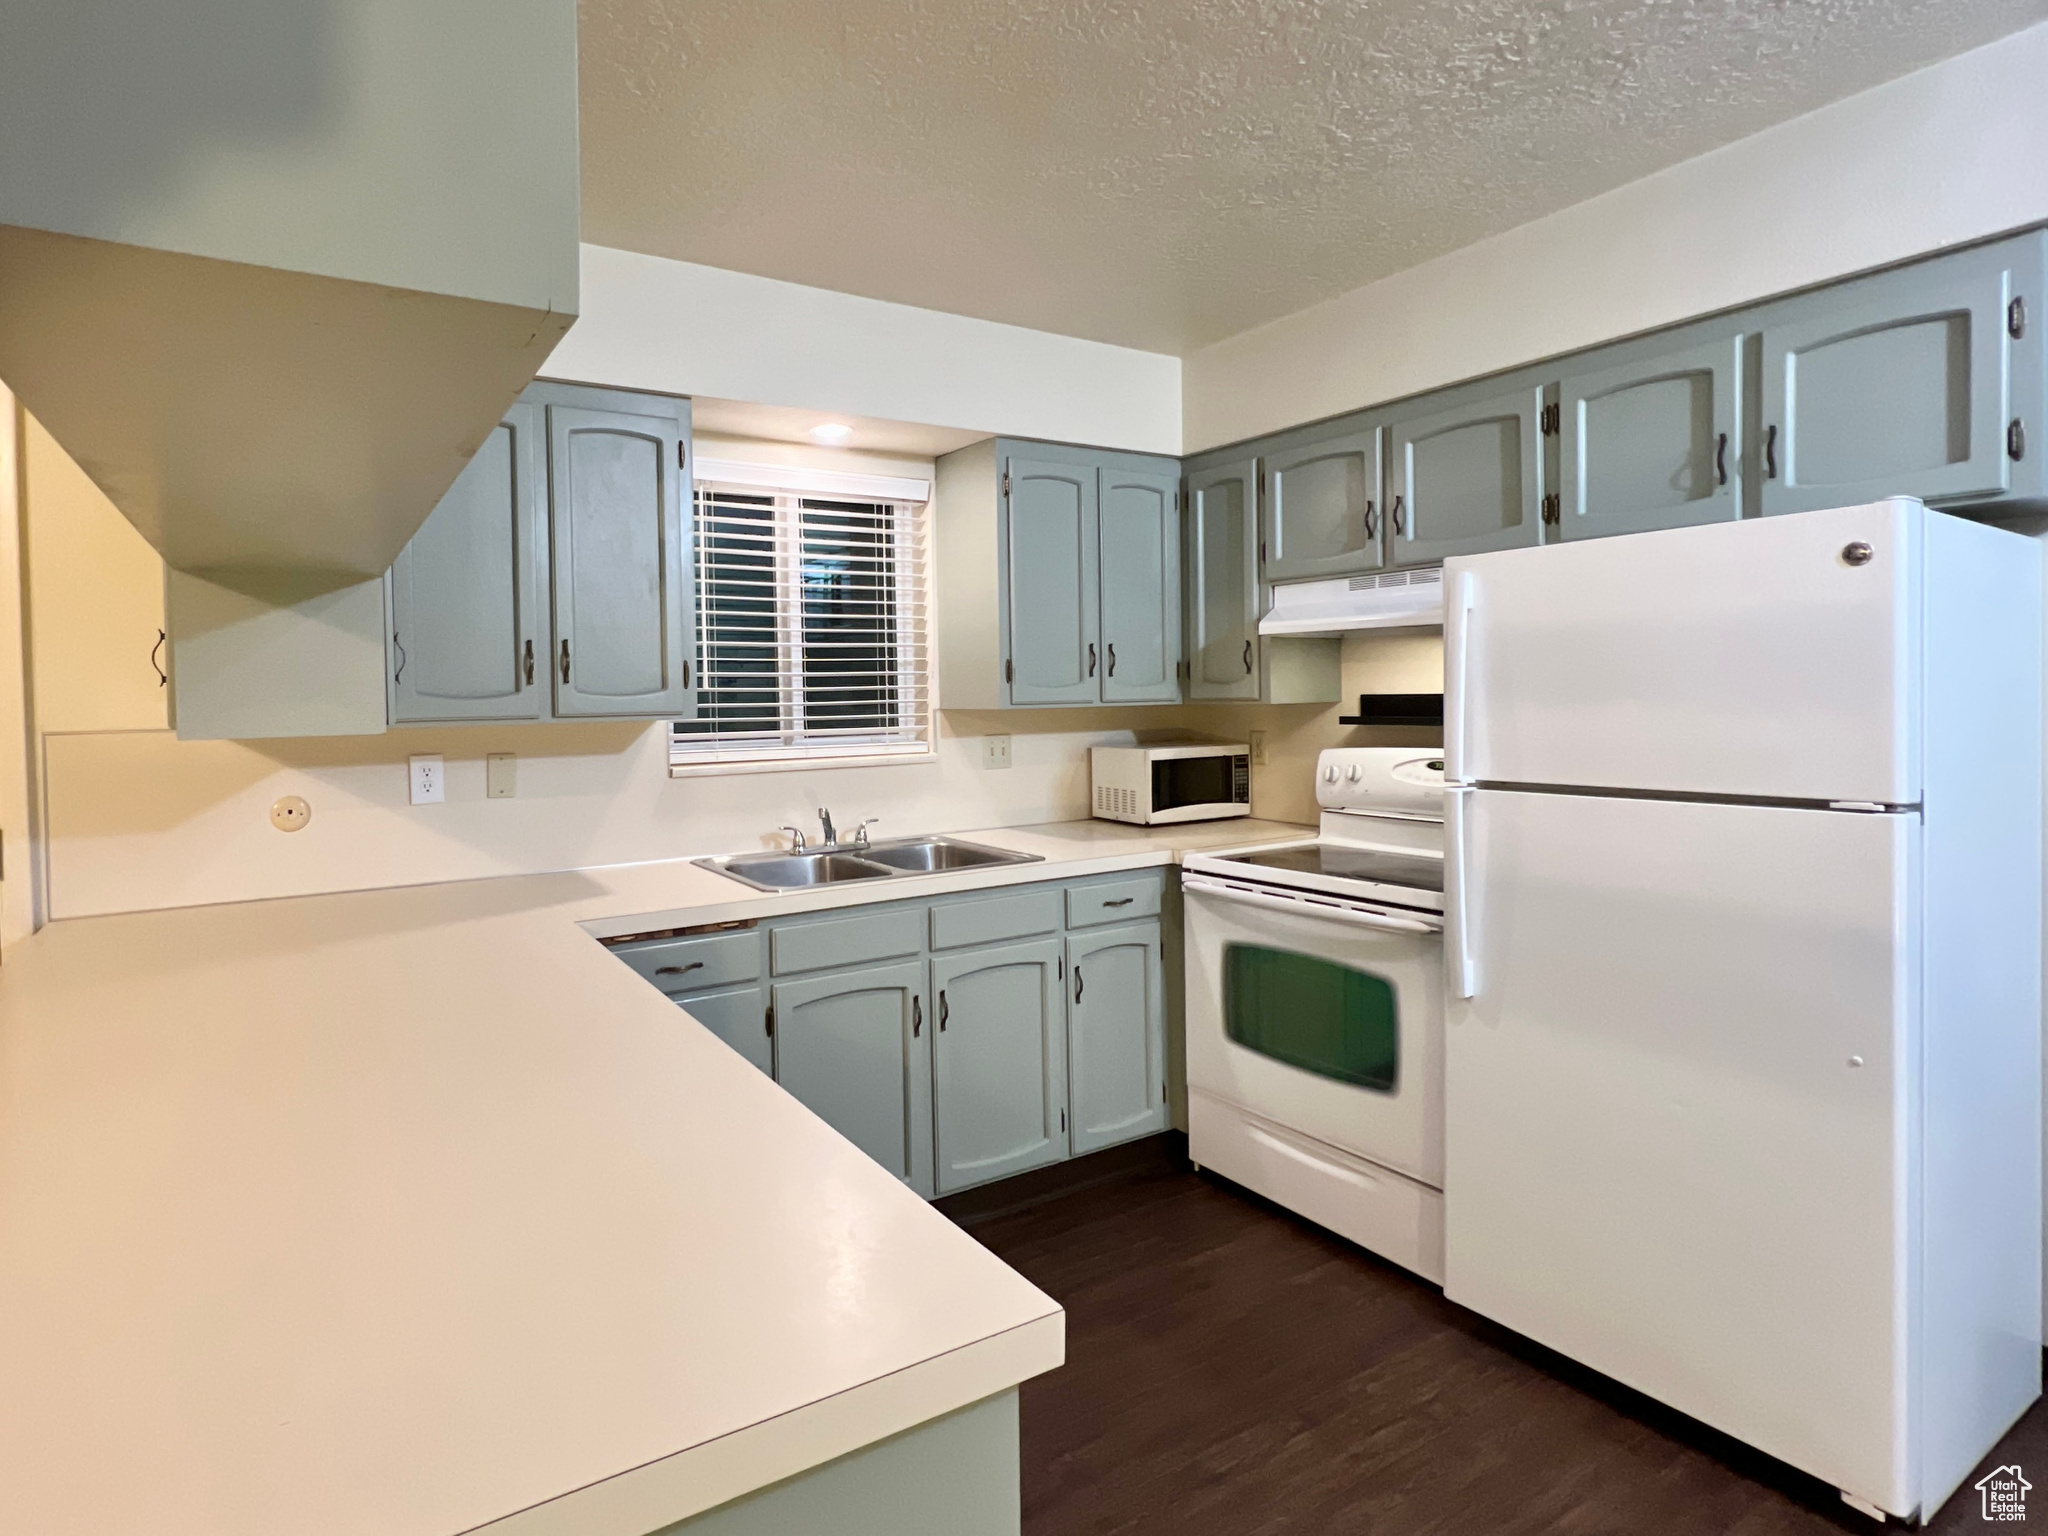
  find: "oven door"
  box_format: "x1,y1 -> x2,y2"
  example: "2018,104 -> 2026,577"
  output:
1183,874 -> 1443,1186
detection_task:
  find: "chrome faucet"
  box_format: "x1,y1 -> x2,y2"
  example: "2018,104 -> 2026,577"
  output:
779,825 -> 808,853
818,807 -> 837,847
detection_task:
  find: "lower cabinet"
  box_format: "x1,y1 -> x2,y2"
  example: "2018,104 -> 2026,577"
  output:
931,938 -> 1069,1194
676,984 -> 773,1077
1066,922 -> 1169,1155
772,959 -> 936,1198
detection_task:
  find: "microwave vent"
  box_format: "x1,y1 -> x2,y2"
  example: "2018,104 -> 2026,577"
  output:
1094,784 -> 1142,821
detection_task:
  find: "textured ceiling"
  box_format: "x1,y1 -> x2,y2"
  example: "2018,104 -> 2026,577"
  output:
578,0 -> 2048,355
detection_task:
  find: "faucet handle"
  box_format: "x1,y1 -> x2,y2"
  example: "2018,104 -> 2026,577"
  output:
778,825 -> 808,853
852,817 -> 880,849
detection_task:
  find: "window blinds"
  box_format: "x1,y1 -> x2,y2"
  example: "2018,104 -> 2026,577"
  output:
670,482 -> 931,766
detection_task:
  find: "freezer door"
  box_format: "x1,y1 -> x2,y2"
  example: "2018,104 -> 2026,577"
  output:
1444,499 -> 1918,804
1445,789 -> 1914,1513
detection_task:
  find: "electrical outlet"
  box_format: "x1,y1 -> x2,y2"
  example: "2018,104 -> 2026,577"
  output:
486,753 -> 517,799
1249,729 -> 1268,767
982,734 -> 1013,770
409,754 -> 445,805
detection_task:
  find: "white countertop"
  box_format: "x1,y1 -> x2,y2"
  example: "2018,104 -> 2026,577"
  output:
0,816 -> 1301,1536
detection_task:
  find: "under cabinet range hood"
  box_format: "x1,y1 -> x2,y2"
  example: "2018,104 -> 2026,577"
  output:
0,0 -> 580,592
1259,567 -> 1445,635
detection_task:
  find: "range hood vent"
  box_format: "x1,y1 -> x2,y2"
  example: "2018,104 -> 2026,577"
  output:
1259,566 -> 1445,636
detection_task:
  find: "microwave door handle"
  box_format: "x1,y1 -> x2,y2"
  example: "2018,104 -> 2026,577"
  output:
1445,787 -> 1477,998
1445,569 -> 1477,784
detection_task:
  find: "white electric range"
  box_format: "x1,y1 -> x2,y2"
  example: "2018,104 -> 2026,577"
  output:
1181,747 -> 1447,1281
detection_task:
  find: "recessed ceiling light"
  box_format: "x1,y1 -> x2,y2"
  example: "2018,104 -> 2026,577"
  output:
810,422 -> 853,443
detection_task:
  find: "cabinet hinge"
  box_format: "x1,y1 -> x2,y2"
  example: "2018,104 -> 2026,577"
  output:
2011,296 -> 2028,340
1002,471 -> 1011,498
1540,402 -> 1561,436
1259,540 -> 1268,565
764,1004 -> 775,1038
1060,1109 -> 1067,1134
679,441 -> 688,470
1058,954 -> 1065,978
1541,493 -> 1561,527
2011,419 -> 2027,462
1005,658 -> 1015,684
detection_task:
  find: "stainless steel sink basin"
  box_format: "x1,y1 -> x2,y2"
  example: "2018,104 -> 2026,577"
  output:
699,850 -> 898,891
696,836 -> 1040,891
858,838 -> 1033,873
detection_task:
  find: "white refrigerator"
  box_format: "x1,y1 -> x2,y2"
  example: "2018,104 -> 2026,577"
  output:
1441,499 -> 2042,1522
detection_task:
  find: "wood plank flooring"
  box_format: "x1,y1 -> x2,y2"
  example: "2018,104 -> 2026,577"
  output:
949,1141 -> 2046,1534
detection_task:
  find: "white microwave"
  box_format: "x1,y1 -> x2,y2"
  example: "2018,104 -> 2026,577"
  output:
1091,743 -> 1252,825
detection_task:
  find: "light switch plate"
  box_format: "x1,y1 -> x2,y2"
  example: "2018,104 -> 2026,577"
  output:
409,753 -> 445,805
982,734 -> 1012,770
486,753 -> 516,799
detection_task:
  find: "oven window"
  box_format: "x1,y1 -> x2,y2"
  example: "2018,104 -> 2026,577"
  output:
1223,944 -> 1398,1092
1152,754 -> 1245,811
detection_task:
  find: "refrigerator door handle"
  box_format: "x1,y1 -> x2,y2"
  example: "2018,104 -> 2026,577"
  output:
1446,786 -> 1477,999
1445,570 -> 1477,784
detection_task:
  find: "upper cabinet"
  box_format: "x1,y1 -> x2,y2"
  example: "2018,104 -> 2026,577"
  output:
1261,423 -> 1384,582
1387,380 -> 1545,565
934,439 -> 1183,709
1184,460 -> 1261,701
389,402 -> 547,724
543,392 -> 697,719
1556,330 -> 1744,540
385,382 -> 697,726
1758,237 -> 2040,516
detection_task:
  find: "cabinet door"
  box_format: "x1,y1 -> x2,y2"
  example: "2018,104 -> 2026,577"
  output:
388,402 -> 547,722
675,984 -> 773,1076
1262,424 -> 1383,581
1004,455 -> 1099,705
1097,463 -> 1182,703
931,938 -> 1068,1194
1184,459 -> 1260,701
1761,253 -> 2013,514
1066,921 -> 1168,1155
1557,335 -> 1742,540
1388,384 -> 1543,565
547,402 -> 697,718
773,960 -> 934,1197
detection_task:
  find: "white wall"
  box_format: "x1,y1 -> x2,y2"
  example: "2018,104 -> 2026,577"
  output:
549,245 -> 1183,456
1184,18 -> 2048,450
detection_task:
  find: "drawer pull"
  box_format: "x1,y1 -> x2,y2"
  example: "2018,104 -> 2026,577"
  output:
1102,896 -> 1134,907
655,961 -> 705,978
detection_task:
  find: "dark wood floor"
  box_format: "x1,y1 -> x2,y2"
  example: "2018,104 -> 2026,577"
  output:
947,1141 -> 2046,1535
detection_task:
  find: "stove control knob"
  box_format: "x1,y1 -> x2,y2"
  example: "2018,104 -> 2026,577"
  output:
1346,765 -> 1362,783
1322,765 -> 1339,783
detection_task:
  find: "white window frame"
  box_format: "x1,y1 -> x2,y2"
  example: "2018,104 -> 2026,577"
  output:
669,460 -> 933,776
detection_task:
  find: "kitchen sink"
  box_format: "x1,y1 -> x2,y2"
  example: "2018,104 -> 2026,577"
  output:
857,838 -> 1031,874
696,837 -> 1040,892
699,851 -> 899,891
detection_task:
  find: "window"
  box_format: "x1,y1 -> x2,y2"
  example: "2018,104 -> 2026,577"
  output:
670,462 -> 930,769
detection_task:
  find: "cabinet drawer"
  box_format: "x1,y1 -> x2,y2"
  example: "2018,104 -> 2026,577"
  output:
612,928 -> 761,994
1066,872 -> 1164,928
930,885 -> 1063,951
771,904 -> 924,975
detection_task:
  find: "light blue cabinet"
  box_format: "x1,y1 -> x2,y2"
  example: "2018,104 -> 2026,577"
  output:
773,958 -> 934,1198
1387,380 -> 1544,565
546,394 -> 698,719
677,984 -> 774,1076
1097,462 -> 1182,703
387,401 -> 548,722
1183,457 -> 1260,701
1556,332 -> 1744,540
931,938 -> 1068,1194
1066,920 -> 1168,1155
1759,242 -> 2024,515
1261,421 -> 1383,581
1003,454 -> 1100,705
